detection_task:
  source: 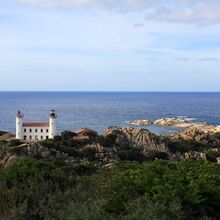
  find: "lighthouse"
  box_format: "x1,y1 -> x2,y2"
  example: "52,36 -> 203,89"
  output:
16,110 -> 24,139
15,110 -> 57,141
49,110 -> 57,139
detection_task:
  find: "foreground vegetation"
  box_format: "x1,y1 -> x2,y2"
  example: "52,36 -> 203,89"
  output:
1,130 -> 220,219
1,157 -> 220,220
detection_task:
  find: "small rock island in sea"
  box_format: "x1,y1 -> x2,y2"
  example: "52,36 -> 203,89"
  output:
130,116 -> 209,128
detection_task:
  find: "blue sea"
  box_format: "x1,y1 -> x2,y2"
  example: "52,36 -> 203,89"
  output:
0,92 -> 220,135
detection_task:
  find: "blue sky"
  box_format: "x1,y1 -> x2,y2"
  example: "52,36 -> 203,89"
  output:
1,0 -> 220,91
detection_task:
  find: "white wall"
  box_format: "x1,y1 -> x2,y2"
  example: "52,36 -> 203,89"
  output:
22,127 -> 50,141
49,117 -> 57,139
16,117 -> 23,139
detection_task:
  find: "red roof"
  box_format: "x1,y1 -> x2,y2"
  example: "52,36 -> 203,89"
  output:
22,122 -> 49,127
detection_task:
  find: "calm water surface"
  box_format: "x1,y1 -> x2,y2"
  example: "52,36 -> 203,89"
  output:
0,92 -> 220,135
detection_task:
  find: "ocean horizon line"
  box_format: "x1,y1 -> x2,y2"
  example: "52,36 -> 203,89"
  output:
1,91 -> 220,93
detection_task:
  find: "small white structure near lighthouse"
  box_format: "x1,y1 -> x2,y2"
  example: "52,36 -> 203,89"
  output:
16,110 -> 57,141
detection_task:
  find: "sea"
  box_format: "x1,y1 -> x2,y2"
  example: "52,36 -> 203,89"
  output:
0,92 -> 220,136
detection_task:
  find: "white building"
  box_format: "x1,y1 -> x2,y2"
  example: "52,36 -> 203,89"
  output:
16,110 -> 57,141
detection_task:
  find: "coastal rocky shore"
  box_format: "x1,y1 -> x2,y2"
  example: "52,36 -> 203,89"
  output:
130,117 -> 220,141
130,116 -> 208,128
1,120 -> 220,168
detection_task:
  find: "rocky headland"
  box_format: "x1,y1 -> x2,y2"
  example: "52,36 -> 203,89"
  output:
1,121 -> 220,168
0,127 -> 168,168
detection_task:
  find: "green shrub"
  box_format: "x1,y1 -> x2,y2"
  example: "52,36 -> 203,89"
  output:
145,150 -> 169,160
61,130 -> 76,139
104,160 -> 220,219
0,157 -> 75,219
117,148 -> 146,162
81,148 -> 97,161
7,139 -> 22,147
54,135 -> 62,141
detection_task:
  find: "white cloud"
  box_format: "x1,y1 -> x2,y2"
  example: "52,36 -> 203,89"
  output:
18,0 -> 220,23
197,57 -> 219,61
149,1 -> 220,24
18,0 -> 154,9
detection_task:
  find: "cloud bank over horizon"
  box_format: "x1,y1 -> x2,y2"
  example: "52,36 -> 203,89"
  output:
0,0 -> 220,91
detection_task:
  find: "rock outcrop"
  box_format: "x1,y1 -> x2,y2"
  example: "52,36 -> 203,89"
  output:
0,142 -> 68,167
83,143 -> 118,167
129,120 -> 152,126
153,117 -> 207,128
129,117 -> 210,129
104,127 -> 168,154
171,125 -> 220,142
170,151 -> 207,161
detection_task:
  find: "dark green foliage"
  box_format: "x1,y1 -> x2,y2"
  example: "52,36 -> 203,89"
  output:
212,132 -> 220,140
0,141 -> 8,160
7,139 -> 22,147
81,148 -> 97,161
105,134 -> 118,144
0,157 -> 76,219
0,131 -> 7,136
54,135 -> 62,141
1,158 -> 220,219
95,135 -> 116,147
103,160 -> 220,219
2,127 -> 220,219
117,148 -> 146,162
145,150 -> 169,160
41,138 -> 92,158
61,130 -> 76,139
205,149 -> 220,162
167,139 -> 209,153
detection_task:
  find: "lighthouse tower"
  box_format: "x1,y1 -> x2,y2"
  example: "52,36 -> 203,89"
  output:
49,110 -> 57,139
16,110 -> 24,139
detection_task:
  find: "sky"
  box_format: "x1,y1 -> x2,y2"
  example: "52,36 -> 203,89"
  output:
0,0 -> 220,91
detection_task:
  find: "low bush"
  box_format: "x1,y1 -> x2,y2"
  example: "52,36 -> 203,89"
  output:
117,148 -> 146,162
7,139 -> 22,147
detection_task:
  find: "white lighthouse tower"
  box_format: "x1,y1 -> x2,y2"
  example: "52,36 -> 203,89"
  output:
16,110 -> 24,139
49,110 -> 57,139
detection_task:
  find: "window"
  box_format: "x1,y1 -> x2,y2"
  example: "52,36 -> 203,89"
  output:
29,129 -> 32,132
35,129 -> 38,133
41,129 -> 43,133
46,136 -> 49,140
29,135 -> 32,140
35,136 -> 38,140
24,135 -> 27,140
46,129 -> 49,133
41,136 -> 43,140
24,129 -> 26,132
